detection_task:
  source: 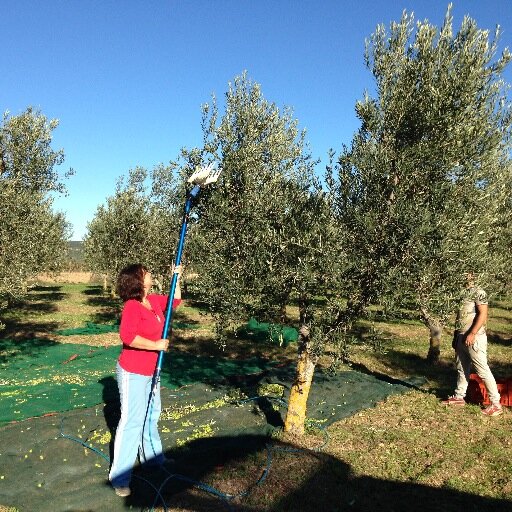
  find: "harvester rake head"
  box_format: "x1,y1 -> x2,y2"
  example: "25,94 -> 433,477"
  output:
187,162 -> 222,186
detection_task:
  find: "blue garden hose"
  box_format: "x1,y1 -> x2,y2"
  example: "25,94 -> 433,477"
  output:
60,394 -> 329,512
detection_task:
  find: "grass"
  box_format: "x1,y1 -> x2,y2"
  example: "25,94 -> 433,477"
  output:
326,393 -> 512,496
1,281 -> 511,511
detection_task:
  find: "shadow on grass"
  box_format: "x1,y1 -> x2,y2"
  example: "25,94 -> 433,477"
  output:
171,330 -> 295,366
80,286 -> 120,324
485,359 -> 512,381
348,349 -> 455,397
8,289 -> 65,312
85,295 -> 119,309
114,432 -> 512,512
274,459 -> 512,512
9,302 -> 59,316
0,336 -> 59,363
88,310 -> 120,324
158,308 -> 204,331
26,284 -> 67,303
1,285 -> 66,340
27,291 -> 67,302
1,316 -> 61,343
30,285 -> 63,292
82,285 -> 106,296
181,294 -> 211,314
349,343 -> 512,399
487,332 -> 512,346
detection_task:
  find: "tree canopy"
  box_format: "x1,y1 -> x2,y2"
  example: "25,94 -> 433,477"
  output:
0,108 -> 71,308
329,6 -> 512,361
83,7 -> 512,433
188,74 -> 334,330
84,167 -> 155,284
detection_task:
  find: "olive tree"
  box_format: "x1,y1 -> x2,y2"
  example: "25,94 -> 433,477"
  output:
179,74 -> 340,434
329,7 -> 512,362
84,162 -> 186,293
149,162 -> 190,286
0,108 -> 71,306
84,167 -> 158,288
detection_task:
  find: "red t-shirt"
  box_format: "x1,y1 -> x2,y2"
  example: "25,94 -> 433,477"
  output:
118,294 -> 181,376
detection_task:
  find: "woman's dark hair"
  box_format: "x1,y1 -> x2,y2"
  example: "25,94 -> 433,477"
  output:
116,263 -> 148,302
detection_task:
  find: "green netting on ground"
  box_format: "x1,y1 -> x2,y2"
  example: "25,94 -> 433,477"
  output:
55,321 -> 120,335
0,340 -> 277,424
0,339 -> 413,428
238,317 -> 298,345
0,339 -> 418,512
0,341 -> 120,424
151,367 -> 413,442
55,321 -> 200,336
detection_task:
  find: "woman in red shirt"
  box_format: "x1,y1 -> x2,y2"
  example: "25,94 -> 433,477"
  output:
108,263 -> 181,497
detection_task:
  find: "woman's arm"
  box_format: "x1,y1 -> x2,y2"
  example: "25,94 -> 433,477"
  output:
158,265 -> 181,301
172,264 -> 181,300
129,335 -> 169,351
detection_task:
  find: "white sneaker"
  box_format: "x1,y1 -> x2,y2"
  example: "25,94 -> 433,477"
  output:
481,403 -> 503,417
114,486 -> 131,497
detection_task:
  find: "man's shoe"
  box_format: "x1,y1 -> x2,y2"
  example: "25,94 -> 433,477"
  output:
481,403 -> 503,417
114,486 -> 131,497
441,396 -> 466,406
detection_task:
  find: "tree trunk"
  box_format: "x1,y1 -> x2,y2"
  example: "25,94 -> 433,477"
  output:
420,308 -> 444,365
284,299 -> 318,435
277,286 -> 293,324
284,337 -> 317,435
279,303 -> 287,324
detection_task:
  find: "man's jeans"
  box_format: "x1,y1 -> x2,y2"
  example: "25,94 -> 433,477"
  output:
454,333 -> 501,405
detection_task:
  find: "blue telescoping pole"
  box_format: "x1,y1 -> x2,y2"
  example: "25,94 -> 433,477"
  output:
153,184 -> 201,384
144,186 -> 201,461
143,164 -> 220,461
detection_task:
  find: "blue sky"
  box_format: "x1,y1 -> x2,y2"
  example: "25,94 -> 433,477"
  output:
2,1 -> 511,240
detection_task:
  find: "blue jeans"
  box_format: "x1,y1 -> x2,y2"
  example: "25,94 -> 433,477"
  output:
109,363 -> 165,487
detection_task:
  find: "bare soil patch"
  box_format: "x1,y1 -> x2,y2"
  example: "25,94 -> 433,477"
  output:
36,271 -> 105,284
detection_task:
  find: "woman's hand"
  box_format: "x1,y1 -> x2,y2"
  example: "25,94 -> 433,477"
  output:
129,336 -> 170,351
157,339 -> 170,351
171,263 -> 182,300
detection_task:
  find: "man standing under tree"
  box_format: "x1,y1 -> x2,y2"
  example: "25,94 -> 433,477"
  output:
442,274 -> 502,416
